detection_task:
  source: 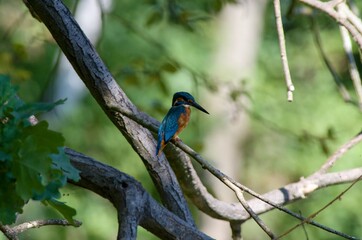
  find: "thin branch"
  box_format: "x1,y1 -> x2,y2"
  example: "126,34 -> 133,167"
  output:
0,219 -> 81,240
298,0 -> 362,50
338,3 -> 362,110
224,178 -> 275,239
12,219 -> 81,233
238,170 -> 361,240
0,224 -> 18,240
175,137 -> 361,239
172,141 -> 275,238
310,16 -> 353,104
342,2 -> 362,35
311,131 -> 362,177
277,174 -> 362,240
274,0 -> 295,102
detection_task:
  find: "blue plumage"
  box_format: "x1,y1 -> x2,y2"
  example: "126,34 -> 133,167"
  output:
156,92 -> 209,156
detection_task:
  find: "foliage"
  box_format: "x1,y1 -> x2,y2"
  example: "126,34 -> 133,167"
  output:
0,75 -> 79,225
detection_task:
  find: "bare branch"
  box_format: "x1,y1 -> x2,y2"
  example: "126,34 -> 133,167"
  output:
172,141 -> 275,237
311,131 -> 362,177
0,219 -> 81,240
342,2 -> 362,34
0,224 -> 18,240
174,140 -> 361,239
338,3 -> 362,109
310,16 -> 353,103
274,0 -> 295,102
299,0 -> 362,50
277,174 -> 362,240
224,179 -> 275,238
13,219 -> 81,233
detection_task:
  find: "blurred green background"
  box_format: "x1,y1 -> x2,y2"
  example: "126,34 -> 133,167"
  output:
1,0 -> 361,239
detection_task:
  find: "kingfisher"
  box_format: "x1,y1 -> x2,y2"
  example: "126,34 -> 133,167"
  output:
156,91 -> 209,156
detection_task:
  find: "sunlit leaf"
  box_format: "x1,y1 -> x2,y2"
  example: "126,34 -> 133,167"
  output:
43,199 -> 77,225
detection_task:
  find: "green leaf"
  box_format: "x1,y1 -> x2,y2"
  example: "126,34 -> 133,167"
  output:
12,121 -> 66,200
0,75 -> 77,224
44,199 -> 77,225
51,147 -> 80,182
0,75 -> 21,117
0,174 -> 24,224
12,99 -> 66,122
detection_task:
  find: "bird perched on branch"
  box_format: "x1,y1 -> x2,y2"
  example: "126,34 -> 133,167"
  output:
156,91 -> 209,156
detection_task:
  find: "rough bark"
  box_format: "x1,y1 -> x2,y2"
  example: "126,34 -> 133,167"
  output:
66,148 -> 212,240
24,0 -> 195,226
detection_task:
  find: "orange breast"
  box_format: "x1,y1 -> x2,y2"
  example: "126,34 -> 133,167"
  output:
174,107 -> 190,138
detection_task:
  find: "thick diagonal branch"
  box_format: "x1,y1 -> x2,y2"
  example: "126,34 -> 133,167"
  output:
65,148 -> 212,240
24,0 -> 194,225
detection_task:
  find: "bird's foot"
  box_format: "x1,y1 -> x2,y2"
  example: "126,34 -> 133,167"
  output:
173,136 -> 182,143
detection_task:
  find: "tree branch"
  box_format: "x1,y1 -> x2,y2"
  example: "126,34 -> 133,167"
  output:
0,224 -> 18,240
277,174 -> 362,240
311,131 -> 362,177
274,0 -> 295,102
337,2 -> 362,109
24,0 -> 195,226
0,219 -> 81,240
310,16 -> 353,104
299,0 -> 362,50
65,148 -> 212,240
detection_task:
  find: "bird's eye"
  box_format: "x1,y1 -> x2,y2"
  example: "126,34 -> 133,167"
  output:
188,99 -> 193,103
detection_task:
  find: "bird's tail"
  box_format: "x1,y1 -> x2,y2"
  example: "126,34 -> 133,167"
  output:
155,139 -> 165,156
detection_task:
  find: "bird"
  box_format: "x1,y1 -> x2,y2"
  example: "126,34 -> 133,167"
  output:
156,91 -> 209,156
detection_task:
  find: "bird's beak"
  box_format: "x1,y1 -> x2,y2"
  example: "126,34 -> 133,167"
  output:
191,101 -> 209,114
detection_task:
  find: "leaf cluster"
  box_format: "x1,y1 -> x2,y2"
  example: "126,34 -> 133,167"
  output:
0,75 -> 80,225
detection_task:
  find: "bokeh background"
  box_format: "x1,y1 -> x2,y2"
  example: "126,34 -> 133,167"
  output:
1,0 -> 361,239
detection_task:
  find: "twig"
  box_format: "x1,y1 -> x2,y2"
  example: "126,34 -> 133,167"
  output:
0,224 -> 18,240
299,210 -> 310,240
274,0 -> 295,102
342,2 -> 362,35
338,3 -> 362,110
172,141 -> 358,239
173,141 -> 276,238
12,219 -> 82,233
224,178 -> 275,239
233,175 -> 359,240
0,219 -> 81,240
311,131 -> 362,177
299,0 -> 362,50
310,16 -> 353,103
276,174 -> 362,239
